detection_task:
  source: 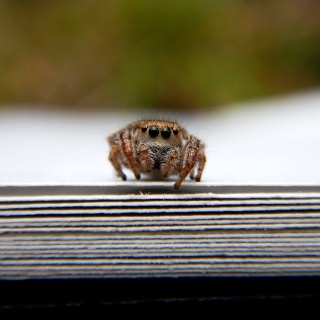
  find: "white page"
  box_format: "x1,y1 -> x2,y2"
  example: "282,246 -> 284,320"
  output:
1,91 -> 320,186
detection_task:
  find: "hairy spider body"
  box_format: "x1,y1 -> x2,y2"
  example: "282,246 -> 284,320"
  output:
107,119 -> 206,189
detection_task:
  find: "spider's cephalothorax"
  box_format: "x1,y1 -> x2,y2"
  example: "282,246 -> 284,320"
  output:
107,119 -> 206,189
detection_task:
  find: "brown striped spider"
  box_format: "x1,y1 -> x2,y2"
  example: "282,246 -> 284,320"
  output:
107,119 -> 206,189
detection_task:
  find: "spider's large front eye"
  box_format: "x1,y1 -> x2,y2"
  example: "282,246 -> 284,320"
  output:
149,126 -> 159,137
161,127 -> 171,139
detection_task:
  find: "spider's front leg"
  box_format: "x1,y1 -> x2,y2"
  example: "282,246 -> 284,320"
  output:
195,149 -> 206,182
174,135 -> 205,189
120,129 -> 141,180
108,141 -> 127,181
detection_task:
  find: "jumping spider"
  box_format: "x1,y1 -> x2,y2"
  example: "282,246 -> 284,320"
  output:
107,119 -> 206,189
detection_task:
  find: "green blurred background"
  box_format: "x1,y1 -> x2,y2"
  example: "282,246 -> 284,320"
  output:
1,0 -> 320,110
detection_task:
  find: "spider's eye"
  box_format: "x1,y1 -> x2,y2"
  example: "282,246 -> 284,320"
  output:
141,127 -> 147,133
161,127 -> 171,139
173,129 -> 178,135
149,126 -> 159,137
